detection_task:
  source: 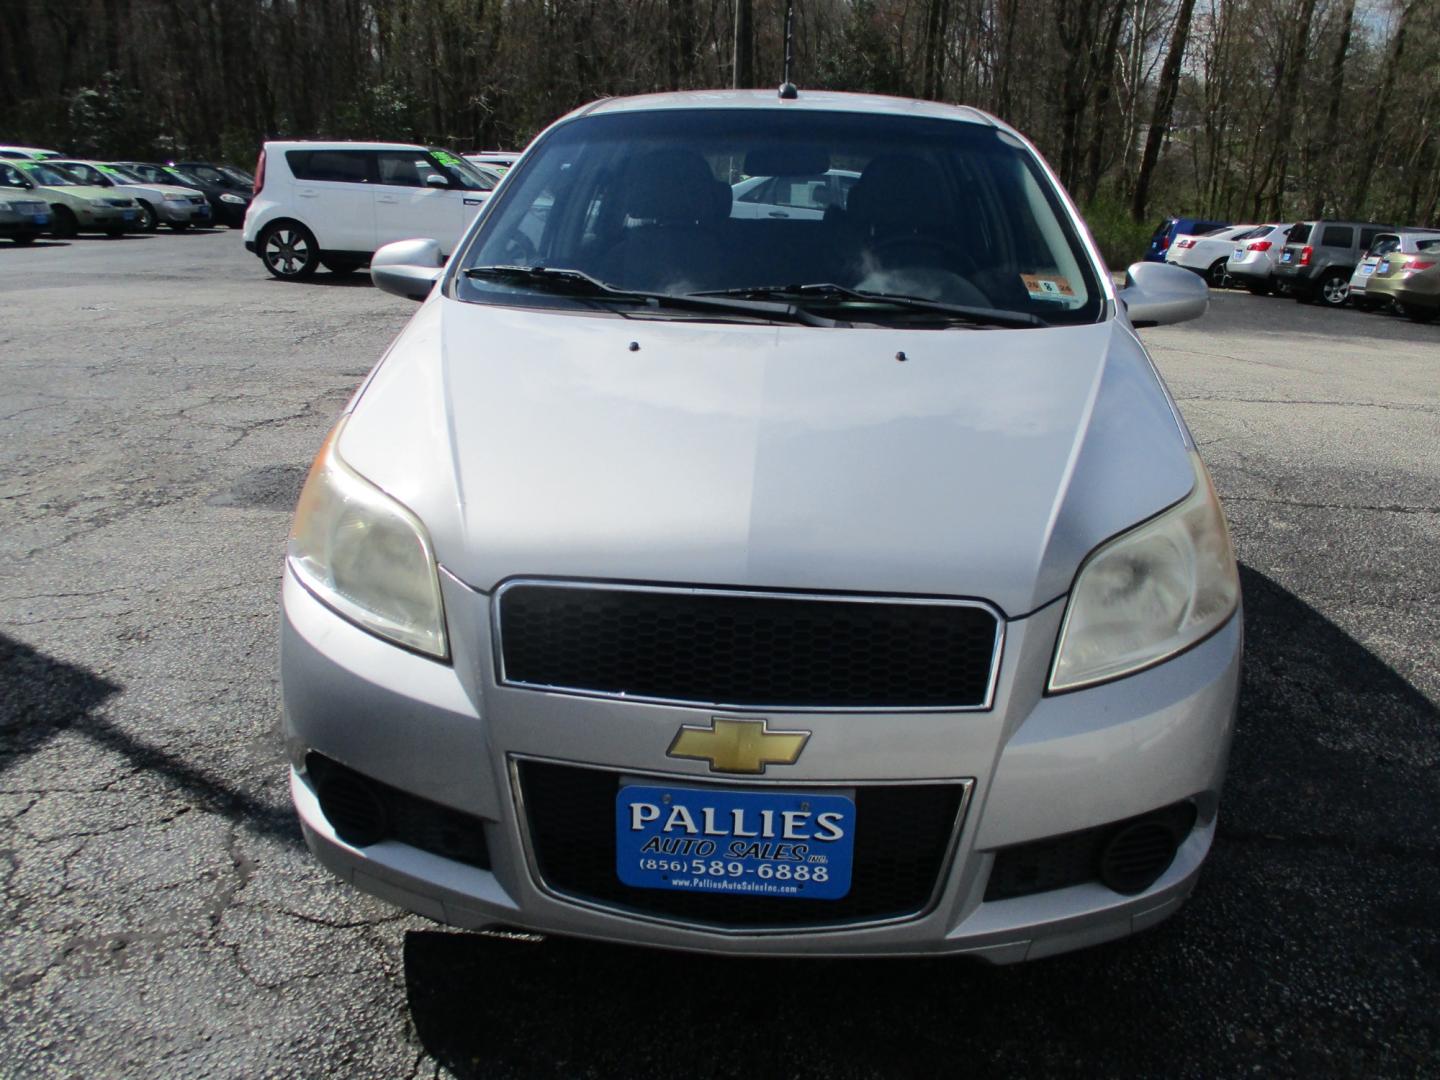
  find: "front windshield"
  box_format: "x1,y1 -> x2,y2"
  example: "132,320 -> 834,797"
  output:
456,108 -> 1103,326
219,165 -> 253,185
164,167 -> 203,186
431,149 -> 496,191
99,163 -> 140,182
180,164 -> 227,184
18,162 -> 83,186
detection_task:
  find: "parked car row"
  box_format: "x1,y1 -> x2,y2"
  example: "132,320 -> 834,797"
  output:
0,144 -> 254,240
1150,211 -> 1439,323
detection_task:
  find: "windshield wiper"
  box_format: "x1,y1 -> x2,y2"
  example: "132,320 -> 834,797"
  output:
463,265 -> 845,327
691,282 -> 1048,329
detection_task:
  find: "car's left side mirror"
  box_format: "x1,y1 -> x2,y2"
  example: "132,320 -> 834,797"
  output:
1119,261 -> 1209,328
425,174 -> 450,189
371,238 -> 446,301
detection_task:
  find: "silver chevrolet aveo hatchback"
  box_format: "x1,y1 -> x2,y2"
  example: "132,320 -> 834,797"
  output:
281,90 -> 1239,963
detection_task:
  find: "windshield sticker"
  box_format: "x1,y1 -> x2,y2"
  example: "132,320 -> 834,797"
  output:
1020,273 -> 1076,302
432,150 -> 464,168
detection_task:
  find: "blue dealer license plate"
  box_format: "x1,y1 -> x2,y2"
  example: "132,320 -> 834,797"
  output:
616,784 -> 854,900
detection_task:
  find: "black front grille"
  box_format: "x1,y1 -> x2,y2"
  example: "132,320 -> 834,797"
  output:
518,760 -> 966,928
497,583 -> 1000,709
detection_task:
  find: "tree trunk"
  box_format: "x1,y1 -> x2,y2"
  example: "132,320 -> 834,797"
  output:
1308,0 -> 1355,217
733,0 -> 753,88
1130,0 -> 1198,222
1350,0 -> 1416,214
1081,0 -> 1128,204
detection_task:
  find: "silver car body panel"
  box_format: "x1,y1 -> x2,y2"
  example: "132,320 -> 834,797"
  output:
339,304 -> 1193,618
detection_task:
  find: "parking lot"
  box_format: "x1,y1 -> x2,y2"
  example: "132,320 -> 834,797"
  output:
2,229 -> 1437,1077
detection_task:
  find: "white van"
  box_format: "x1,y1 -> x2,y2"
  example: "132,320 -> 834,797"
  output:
243,142 -> 498,280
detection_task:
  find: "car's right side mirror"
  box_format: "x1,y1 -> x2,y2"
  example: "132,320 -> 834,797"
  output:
1119,261 -> 1209,328
371,238 -> 447,301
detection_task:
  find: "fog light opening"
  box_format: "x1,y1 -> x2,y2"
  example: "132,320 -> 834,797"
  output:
1098,820 -> 1182,895
315,769 -> 389,848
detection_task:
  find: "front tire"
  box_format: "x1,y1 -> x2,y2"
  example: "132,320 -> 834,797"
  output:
259,222 -> 320,280
1317,271 -> 1350,307
136,201 -> 158,232
51,206 -> 77,239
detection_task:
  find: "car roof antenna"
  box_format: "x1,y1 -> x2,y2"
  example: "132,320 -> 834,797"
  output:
778,1 -> 799,99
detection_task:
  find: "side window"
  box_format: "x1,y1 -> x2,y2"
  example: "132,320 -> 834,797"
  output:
376,152 -> 427,187
287,150 -> 371,184
0,162 -> 24,187
737,177 -> 780,204
1320,225 -> 1353,248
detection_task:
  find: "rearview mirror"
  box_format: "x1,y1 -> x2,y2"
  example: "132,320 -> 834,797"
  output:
1119,261 -> 1209,328
371,238 -> 446,302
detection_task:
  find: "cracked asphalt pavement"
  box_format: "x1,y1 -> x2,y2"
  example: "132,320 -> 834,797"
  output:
2,232 -> 1437,1078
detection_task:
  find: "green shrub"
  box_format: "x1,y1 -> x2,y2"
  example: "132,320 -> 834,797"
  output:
1080,193 -> 1153,272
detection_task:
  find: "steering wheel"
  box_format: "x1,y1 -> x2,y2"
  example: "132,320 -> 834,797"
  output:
498,231 -> 537,265
869,232 -> 976,275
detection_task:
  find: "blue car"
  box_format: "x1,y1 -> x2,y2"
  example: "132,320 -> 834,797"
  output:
1146,216 -> 1231,262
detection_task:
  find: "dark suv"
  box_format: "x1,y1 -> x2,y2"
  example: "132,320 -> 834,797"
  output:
1274,220 -> 1394,307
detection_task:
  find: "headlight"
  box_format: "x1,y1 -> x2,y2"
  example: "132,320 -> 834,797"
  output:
288,419 -> 448,659
88,197 -> 110,208
220,193 -> 246,204
1048,451 -> 1239,693
163,192 -> 188,202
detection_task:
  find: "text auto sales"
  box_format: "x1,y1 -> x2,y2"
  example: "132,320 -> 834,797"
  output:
628,802 -> 847,861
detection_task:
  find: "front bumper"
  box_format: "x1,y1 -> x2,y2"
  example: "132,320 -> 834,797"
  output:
282,566 -> 1241,962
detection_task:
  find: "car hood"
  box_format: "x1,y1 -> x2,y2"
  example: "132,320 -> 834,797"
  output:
340,299 -> 1195,616
35,184 -> 117,201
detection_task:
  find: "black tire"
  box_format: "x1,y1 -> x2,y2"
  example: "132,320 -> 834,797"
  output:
105,226 -> 126,238
1399,303 -> 1438,324
167,221 -> 190,231
1206,258 -> 1230,288
12,233 -> 37,246
259,222 -> 320,280
321,258 -> 360,276
1317,271 -> 1350,307
51,205 -> 77,239
135,201 -> 158,232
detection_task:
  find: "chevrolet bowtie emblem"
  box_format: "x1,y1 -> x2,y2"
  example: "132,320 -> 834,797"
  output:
667,717 -> 811,774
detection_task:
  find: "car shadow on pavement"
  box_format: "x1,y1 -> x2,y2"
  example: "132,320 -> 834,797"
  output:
401,564 -> 1440,1077
0,633 -> 302,849
264,273 -> 373,288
